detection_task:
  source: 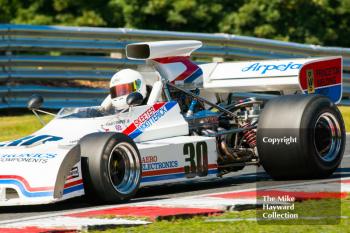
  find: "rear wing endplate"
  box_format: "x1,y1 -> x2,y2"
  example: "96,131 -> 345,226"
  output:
298,57 -> 342,103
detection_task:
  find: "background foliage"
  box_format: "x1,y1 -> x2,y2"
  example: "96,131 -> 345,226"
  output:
0,0 -> 349,47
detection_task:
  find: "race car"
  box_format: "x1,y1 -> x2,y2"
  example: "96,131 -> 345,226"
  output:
0,40 -> 345,206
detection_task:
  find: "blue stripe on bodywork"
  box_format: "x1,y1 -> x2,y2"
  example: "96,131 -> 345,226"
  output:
6,136 -> 35,147
21,135 -> 63,146
0,180 -> 53,197
164,101 -> 177,110
63,184 -> 84,195
129,129 -> 143,139
2,135 -> 63,147
314,84 -> 342,103
184,68 -> 203,83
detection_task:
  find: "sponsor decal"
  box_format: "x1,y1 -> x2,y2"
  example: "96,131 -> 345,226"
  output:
141,155 -> 179,171
307,69 -> 315,94
142,155 -> 158,163
141,164 -> 218,182
0,135 -> 63,147
68,139 -> 79,144
134,107 -> 157,128
316,66 -> 341,79
241,62 -> 302,74
136,105 -> 169,132
67,166 -> 79,180
123,102 -> 177,139
101,119 -> 129,132
0,153 -> 58,164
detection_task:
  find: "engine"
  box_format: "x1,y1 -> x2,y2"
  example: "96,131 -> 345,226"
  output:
168,86 -> 262,173
215,99 -> 261,170
185,110 -> 219,135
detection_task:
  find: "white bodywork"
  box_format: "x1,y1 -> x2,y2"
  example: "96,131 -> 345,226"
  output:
0,40 -> 342,206
201,58 -> 313,92
0,102 -> 217,206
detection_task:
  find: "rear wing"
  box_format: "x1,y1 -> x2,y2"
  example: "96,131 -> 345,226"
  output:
125,40 -> 342,103
201,57 -> 342,103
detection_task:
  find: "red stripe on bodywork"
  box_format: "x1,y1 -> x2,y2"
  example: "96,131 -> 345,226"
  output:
208,164 -> 218,169
153,56 -> 199,83
122,123 -> 137,136
152,102 -> 166,111
142,167 -> 184,177
339,178 -> 350,184
0,175 -> 53,192
64,179 -> 83,189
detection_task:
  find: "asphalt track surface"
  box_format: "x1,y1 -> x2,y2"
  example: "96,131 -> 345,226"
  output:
1,136 -> 350,222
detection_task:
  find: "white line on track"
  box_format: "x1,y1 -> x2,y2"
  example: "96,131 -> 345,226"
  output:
0,202 -> 136,225
2,216 -> 150,228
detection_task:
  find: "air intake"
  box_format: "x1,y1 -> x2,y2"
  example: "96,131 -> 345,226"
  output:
126,40 -> 202,60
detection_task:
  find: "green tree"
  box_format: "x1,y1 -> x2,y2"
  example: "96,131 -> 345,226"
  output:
10,0 -> 109,27
219,0 -> 350,46
0,0 -> 21,23
110,0 -> 243,32
0,0 -> 350,47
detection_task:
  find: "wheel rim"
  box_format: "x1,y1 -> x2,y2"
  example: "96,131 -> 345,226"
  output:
314,112 -> 342,162
108,142 -> 140,195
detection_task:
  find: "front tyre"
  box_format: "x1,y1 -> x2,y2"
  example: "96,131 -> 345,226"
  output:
80,133 -> 141,203
257,95 -> 345,180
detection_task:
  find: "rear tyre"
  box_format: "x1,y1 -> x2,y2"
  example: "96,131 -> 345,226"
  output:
257,95 -> 345,180
80,132 -> 141,203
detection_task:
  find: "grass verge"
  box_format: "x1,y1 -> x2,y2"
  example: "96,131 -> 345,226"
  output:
90,197 -> 350,233
0,113 -> 53,141
339,106 -> 350,131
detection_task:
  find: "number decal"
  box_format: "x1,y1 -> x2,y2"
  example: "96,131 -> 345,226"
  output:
196,142 -> 208,176
183,143 -> 196,178
183,142 -> 208,178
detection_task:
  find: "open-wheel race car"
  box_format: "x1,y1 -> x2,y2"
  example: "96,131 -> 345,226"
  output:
0,40 -> 345,206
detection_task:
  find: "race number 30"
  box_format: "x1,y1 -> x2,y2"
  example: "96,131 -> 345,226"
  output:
183,142 -> 208,178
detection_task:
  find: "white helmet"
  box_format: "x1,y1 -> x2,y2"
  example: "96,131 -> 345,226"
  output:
109,69 -> 147,110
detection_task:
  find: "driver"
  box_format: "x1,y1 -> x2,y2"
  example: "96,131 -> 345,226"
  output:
101,69 -> 147,111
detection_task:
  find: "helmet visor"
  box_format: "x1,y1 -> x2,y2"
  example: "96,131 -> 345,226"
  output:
110,80 -> 139,98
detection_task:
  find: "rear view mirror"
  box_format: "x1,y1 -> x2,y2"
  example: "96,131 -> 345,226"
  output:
27,94 -> 44,110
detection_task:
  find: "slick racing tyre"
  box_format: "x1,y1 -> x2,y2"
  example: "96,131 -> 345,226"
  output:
257,95 -> 345,180
80,132 -> 141,203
